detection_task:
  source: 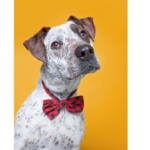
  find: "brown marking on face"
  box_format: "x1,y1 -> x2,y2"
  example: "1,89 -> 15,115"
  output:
67,15 -> 96,41
23,27 -> 51,63
70,24 -> 90,43
80,17 -> 96,42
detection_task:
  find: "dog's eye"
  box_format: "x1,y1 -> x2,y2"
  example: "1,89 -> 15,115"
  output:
51,42 -> 60,49
80,31 -> 86,38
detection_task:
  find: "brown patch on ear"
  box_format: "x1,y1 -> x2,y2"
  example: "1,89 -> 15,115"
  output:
67,16 -> 84,28
80,17 -> 96,42
67,16 -> 96,42
23,27 -> 51,63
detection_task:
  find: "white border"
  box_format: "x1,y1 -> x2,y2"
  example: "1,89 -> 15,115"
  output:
0,0 -> 14,149
1,0 -> 150,149
128,0 -> 150,149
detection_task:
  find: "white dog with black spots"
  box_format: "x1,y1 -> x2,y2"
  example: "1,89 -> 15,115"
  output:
14,16 -> 100,150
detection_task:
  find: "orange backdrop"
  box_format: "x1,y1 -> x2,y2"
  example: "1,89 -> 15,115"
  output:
14,0 -> 127,149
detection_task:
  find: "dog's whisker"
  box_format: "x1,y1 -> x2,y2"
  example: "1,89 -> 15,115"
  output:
97,55 -> 106,62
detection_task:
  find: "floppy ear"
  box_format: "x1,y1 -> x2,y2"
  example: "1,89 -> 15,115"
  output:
67,16 -> 96,42
23,27 -> 51,63
80,17 -> 96,42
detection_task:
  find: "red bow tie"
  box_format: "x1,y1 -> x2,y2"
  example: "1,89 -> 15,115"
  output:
42,80 -> 84,120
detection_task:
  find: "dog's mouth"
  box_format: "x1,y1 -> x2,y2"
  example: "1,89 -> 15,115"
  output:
82,65 -> 100,75
66,64 -> 100,80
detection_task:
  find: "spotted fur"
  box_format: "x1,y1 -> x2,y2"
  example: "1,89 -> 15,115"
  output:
14,18 -> 100,150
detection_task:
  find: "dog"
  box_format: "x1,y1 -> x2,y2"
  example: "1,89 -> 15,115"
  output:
14,15 -> 100,150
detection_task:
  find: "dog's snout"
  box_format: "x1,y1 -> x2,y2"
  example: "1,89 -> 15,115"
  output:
75,45 -> 94,61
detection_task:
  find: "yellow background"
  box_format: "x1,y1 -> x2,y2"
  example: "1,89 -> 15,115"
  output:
14,0 -> 127,149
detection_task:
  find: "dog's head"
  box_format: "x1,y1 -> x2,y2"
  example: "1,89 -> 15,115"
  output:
24,16 -> 100,80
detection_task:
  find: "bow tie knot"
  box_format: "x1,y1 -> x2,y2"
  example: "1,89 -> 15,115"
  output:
42,80 -> 84,120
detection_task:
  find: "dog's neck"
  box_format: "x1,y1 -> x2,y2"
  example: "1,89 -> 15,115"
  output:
39,64 -> 82,100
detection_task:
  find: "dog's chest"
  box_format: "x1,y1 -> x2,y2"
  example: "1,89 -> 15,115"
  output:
14,87 -> 85,150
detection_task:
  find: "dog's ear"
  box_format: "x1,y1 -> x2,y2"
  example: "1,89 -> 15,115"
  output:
80,17 -> 96,42
23,27 -> 51,63
67,16 -> 84,28
67,16 -> 96,42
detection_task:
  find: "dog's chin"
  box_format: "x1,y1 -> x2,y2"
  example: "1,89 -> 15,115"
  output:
65,65 -> 100,80
82,65 -> 100,75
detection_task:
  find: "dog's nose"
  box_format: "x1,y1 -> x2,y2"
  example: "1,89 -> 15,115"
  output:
75,44 -> 94,61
